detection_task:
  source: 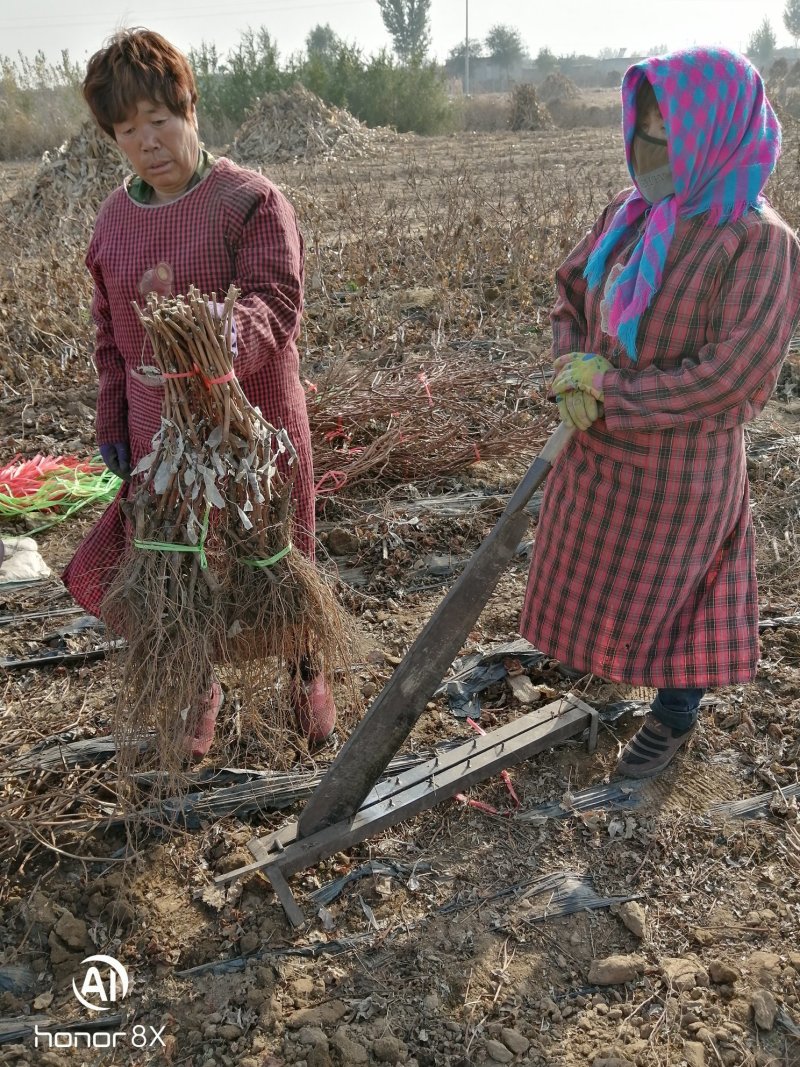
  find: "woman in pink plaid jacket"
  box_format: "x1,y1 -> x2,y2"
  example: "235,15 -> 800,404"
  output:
521,48 -> 800,778
62,28 -> 336,758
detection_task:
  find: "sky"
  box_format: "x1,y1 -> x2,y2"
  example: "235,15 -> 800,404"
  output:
0,0 -> 795,70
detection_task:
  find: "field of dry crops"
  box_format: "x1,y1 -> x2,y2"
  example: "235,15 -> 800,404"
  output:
0,122 -> 799,1067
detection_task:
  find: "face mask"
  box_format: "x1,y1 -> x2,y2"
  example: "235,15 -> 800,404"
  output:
632,130 -> 674,203
636,163 -> 675,203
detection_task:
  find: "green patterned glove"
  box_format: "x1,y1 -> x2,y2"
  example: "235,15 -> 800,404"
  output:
556,390 -> 601,432
551,352 -> 612,402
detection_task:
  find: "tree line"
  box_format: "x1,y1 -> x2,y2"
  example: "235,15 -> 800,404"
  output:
2,0 -> 799,159
376,0 -> 800,76
748,1 -> 800,68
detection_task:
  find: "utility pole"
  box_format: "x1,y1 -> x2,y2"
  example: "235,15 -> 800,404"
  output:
464,0 -> 470,95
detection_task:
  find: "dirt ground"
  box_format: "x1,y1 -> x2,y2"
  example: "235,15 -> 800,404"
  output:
0,123 -> 799,1067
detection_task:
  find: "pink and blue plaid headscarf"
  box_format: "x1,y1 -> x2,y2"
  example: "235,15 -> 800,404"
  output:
584,47 -> 781,361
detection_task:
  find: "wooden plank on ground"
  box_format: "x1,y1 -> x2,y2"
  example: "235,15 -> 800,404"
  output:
217,694 -> 597,888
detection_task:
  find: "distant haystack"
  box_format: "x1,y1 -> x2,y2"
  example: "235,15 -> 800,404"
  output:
508,85 -> 551,132
538,73 -> 581,107
228,84 -> 396,165
8,120 -> 128,231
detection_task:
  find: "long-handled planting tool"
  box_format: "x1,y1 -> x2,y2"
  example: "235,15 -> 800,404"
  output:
218,422 -> 596,924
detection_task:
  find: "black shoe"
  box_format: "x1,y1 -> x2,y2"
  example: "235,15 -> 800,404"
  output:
614,713 -> 695,779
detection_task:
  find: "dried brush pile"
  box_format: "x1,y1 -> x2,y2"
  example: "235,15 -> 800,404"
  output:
228,84 -> 395,164
508,85 -> 551,132
538,73 -> 581,106
0,122 -> 120,385
103,285 -> 348,777
6,120 -> 128,233
306,355 -> 550,494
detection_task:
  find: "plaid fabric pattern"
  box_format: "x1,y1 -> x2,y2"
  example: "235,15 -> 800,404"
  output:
520,200 -> 800,687
585,48 -> 780,360
63,159 -> 315,618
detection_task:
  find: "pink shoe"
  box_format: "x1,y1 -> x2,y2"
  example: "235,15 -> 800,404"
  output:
182,680 -> 223,759
291,673 -> 337,747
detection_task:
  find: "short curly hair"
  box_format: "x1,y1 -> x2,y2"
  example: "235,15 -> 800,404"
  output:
83,27 -> 198,138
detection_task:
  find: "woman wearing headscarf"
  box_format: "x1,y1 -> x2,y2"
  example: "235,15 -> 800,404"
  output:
62,28 -> 336,757
520,48 -> 800,778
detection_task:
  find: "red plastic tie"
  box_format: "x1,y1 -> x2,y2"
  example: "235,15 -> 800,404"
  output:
418,371 -> 434,408
303,378 -> 318,394
314,470 -> 347,495
324,416 -> 348,443
454,793 -> 505,816
161,369 -> 195,380
203,369 -> 236,386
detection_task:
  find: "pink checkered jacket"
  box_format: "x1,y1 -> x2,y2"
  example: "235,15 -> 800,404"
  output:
520,192 -> 800,686
63,159 -> 315,619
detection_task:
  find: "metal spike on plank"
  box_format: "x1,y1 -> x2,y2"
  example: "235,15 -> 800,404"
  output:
215,694 -> 599,924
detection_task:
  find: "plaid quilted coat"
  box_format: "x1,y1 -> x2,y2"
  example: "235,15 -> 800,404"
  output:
520,195 -> 800,686
63,158 -> 314,618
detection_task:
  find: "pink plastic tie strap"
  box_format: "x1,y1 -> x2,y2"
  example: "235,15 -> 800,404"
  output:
314,470 -> 347,495
418,371 -> 434,408
203,369 -> 236,386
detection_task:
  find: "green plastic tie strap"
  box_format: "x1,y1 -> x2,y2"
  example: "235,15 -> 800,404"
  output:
0,462 -> 121,535
133,538 -> 208,570
242,543 -> 292,568
134,510 -> 209,569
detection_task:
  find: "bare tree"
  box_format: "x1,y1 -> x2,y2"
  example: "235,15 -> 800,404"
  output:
376,0 -> 431,64
485,24 -> 527,87
748,17 -> 777,71
447,38 -> 485,78
306,24 -> 341,60
598,47 -> 627,60
785,0 -> 800,48
534,47 -> 558,76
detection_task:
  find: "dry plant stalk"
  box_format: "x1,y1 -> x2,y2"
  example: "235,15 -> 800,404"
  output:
305,357 -> 552,492
102,284 -> 348,780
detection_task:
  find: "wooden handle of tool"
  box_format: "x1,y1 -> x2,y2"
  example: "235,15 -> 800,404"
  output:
538,420 -> 574,464
538,405 -> 604,466
503,419 -> 574,518
297,415 -> 580,837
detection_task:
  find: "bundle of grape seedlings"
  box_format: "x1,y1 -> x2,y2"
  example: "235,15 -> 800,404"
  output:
103,285 -> 348,776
